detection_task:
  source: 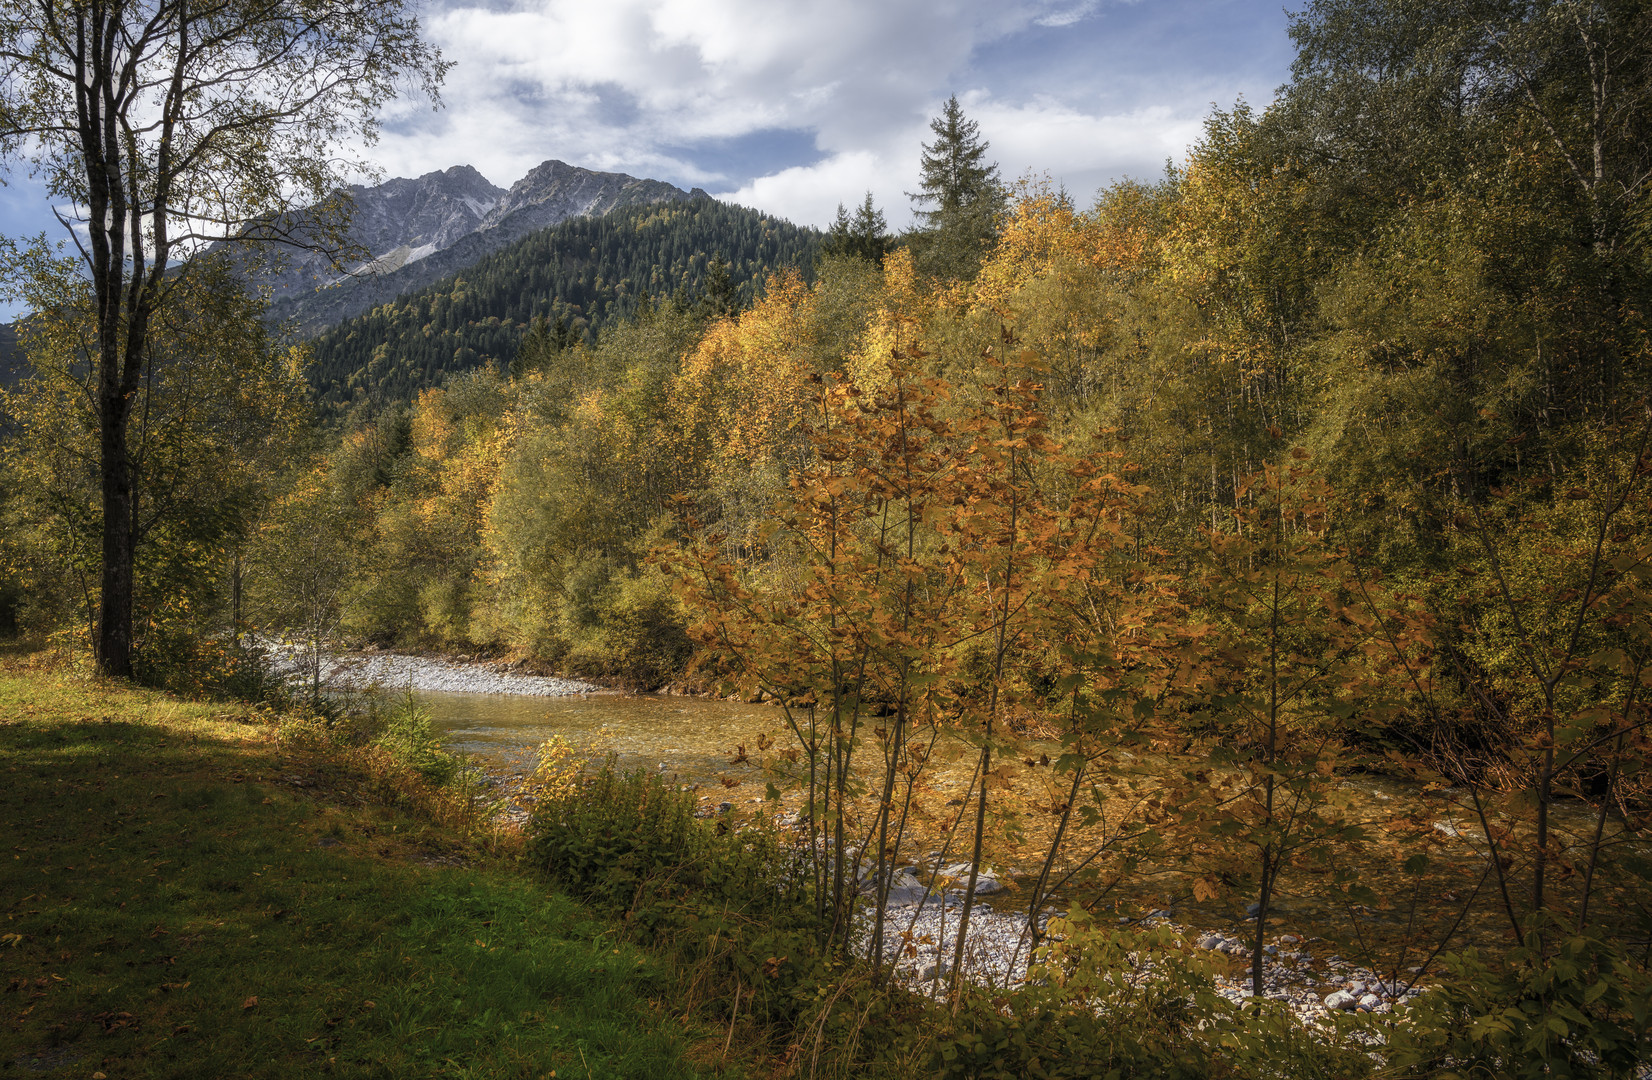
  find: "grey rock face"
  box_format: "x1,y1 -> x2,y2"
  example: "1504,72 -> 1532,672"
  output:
256,165 -> 504,302
259,158 -> 698,334
349,164 -> 505,262
480,159 -> 694,237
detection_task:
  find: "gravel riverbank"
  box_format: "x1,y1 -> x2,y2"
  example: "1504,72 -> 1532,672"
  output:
267,645 -> 602,697
852,855 -> 1419,1023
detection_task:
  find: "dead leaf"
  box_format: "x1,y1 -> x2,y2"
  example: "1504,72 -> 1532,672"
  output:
242,996 -> 258,1009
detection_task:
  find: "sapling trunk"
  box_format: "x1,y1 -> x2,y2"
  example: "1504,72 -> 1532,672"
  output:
1577,729 -> 1627,933
950,440 -> 1018,1007
1252,552 -> 1283,998
869,698 -> 907,972
1026,750 -> 1086,953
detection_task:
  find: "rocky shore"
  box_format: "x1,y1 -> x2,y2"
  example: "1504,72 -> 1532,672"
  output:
857,858 -> 1420,1023
266,644 -> 601,697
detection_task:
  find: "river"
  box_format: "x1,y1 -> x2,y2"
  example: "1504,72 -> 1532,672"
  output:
421,688 -> 781,783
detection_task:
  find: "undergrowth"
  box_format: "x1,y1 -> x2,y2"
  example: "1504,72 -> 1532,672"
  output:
527,761 -> 1652,1080
6,646 -> 1645,1080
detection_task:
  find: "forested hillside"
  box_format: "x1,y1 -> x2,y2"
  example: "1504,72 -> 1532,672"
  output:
307,197 -> 820,410
6,3 -> 1652,1073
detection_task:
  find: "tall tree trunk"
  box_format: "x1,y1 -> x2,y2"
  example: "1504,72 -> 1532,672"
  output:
96,371 -> 135,677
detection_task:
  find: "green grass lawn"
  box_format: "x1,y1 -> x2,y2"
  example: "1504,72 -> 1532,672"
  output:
0,660 -> 721,1079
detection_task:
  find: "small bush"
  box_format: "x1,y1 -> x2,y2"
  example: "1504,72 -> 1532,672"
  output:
133,630 -> 282,702
529,762 -> 833,1038
373,688 -> 461,785
1384,925 -> 1652,1079
277,688 -> 502,843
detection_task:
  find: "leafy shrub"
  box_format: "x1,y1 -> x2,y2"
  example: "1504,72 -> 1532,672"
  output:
133,630 -> 282,702
373,688 -> 461,785
927,915 -> 1375,1080
1384,925 -> 1652,1079
529,761 -> 831,1035
275,688 -> 503,844
557,565 -> 692,689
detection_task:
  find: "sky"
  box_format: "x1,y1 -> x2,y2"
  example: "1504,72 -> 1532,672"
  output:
0,0 -> 1298,315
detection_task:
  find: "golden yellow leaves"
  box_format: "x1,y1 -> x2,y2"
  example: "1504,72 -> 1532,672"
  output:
668,269 -> 818,474
524,736 -> 582,805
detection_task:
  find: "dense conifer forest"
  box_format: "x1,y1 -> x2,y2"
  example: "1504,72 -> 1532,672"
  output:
307,197 -> 821,410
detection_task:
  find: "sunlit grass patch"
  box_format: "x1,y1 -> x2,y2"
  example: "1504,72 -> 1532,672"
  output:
0,665 -> 712,1079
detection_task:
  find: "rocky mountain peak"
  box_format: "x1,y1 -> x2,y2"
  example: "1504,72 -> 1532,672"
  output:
343,165 -> 507,265
480,159 -> 692,234
263,157 -> 700,333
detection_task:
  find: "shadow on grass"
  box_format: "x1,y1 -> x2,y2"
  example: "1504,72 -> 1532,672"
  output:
0,672 -> 712,1079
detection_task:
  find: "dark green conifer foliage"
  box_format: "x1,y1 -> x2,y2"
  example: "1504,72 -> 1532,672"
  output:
822,192 -> 890,265
697,254 -> 739,319
307,197 -> 820,410
908,95 -> 1005,279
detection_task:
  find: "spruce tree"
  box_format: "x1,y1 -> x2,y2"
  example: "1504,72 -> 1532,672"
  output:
909,96 -> 1004,279
823,192 -> 890,265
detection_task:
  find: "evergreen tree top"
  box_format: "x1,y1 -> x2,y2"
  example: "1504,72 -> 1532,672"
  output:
911,95 -> 1001,225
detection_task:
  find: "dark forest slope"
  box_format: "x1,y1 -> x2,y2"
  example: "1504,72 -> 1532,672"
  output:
308,197 -> 820,410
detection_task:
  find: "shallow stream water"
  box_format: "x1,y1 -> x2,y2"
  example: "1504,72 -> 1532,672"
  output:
418,688 -> 1634,940
421,689 -> 779,782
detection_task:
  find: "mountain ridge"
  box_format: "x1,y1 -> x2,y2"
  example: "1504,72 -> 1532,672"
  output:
263,159 -> 709,334
307,196 -> 822,410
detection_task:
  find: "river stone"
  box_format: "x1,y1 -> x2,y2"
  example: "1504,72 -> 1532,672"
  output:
1324,990 -> 1358,1011
1359,993 -> 1382,1010
881,870 -> 928,905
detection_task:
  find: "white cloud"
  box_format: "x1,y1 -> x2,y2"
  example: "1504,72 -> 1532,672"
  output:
980,98 -> 1203,188
1035,1 -> 1099,28
359,0 -> 1284,228
719,150 -> 899,229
